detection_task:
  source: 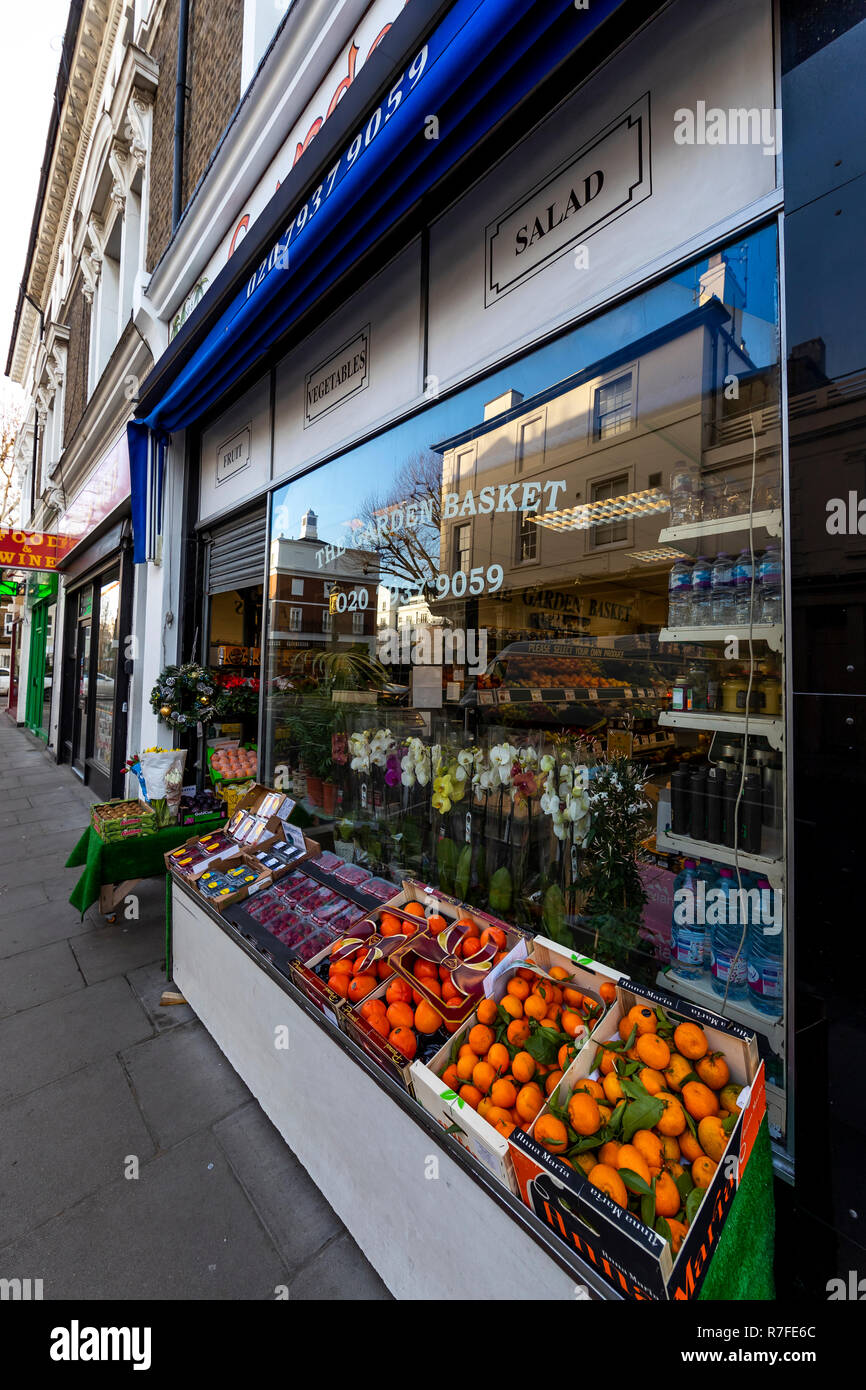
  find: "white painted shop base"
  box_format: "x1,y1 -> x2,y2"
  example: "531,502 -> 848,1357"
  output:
171,886 -> 607,1300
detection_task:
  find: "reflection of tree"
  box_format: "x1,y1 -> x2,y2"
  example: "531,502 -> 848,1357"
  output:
356,452 -> 442,590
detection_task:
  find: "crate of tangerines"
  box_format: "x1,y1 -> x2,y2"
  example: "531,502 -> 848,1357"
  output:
508,981 -> 766,1300
410,936 -> 623,1191
295,881 -> 530,1089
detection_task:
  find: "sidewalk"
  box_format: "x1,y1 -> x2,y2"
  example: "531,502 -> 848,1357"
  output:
0,720 -> 389,1300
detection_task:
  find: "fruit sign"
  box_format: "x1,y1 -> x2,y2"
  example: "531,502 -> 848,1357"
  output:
0,530 -> 77,571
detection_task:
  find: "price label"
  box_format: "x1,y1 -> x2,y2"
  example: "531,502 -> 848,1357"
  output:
623,688 -> 633,699
530,688 -> 543,702
479,690 -> 494,706
563,689 -> 576,702
465,812 -> 472,845
587,688 -> 598,700
498,689 -> 511,703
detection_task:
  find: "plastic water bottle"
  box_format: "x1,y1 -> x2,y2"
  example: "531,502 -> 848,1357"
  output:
731,548 -> 755,624
689,555 -> 712,624
668,559 -> 693,627
709,868 -> 749,1000
670,860 -> 704,979
757,543 -> 782,625
669,461 -> 701,526
710,553 -> 734,626
696,860 -> 719,967
747,877 -> 783,1015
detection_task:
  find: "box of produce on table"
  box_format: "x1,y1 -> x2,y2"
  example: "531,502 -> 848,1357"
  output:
508,980 -> 764,1300
208,743 -> 258,783
90,799 -> 157,842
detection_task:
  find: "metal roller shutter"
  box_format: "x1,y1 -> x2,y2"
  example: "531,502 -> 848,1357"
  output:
205,507 -> 267,595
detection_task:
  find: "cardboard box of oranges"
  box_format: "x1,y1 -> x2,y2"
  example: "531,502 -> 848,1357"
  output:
508,981 -> 766,1300
410,948 -> 621,1191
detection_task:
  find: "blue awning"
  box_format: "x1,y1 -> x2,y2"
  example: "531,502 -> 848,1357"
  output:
140,0 -> 626,433
128,421 -> 168,563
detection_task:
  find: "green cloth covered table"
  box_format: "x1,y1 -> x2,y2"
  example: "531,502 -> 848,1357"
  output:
699,1116 -> 775,1300
66,816 -> 225,916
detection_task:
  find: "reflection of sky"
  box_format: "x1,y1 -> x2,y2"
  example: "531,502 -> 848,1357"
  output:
271,226 -> 779,555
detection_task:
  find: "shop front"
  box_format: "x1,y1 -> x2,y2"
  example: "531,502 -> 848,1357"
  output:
23,573 -> 57,740
137,0 -> 787,1297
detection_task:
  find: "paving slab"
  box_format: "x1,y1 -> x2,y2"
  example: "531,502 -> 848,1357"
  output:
71,917 -> 165,985
0,1057 -> 155,1249
288,1232 -> 391,1300
126,961 -> 195,1032
213,1102 -> 344,1273
0,900 -> 95,959
0,976 -> 153,1105
0,939 -> 84,1019
122,1022 -> 251,1148
0,882 -> 49,914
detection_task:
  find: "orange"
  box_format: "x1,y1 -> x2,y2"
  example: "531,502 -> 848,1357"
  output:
402,901 -> 425,917
477,1096 -> 494,1122
616,1144 -> 652,1186
415,1000 -> 444,1035
476,997 -> 498,1026
602,1072 -> 623,1105
632,1129 -> 664,1174
524,994 -> 547,1021
535,1114 -> 569,1154
377,962 -> 394,980
635,1033 -> 671,1071
589,1164 -> 628,1207
665,1218 -> 689,1254
558,1042 -> 577,1071
507,1018 -> 531,1046
472,1060 -> 496,1095
562,986 -> 584,1010
490,1078 -> 517,1110
347,974 -> 376,1003
494,1120 -> 516,1138
678,1129 -> 705,1164
459,1084 -> 482,1110
485,1105 -> 511,1128
441,979 -> 459,1001
719,1084 -> 743,1116
487,1043 -> 510,1076
545,1069 -> 564,1096
480,926 -> 507,950
360,998 -> 387,1020
414,959 -> 439,981
597,1103 -> 612,1126
638,1067 -> 665,1096
692,1155 -> 718,1189
500,996 -> 524,1021
572,1078 -> 604,1102
389,1026 -> 416,1059
560,1009 -> 584,1038
599,981 -> 617,1006
656,1094 -> 687,1137
512,1051 -> 537,1084
385,979 -> 413,1005
567,1092 -> 601,1136
618,1016 -> 634,1041
379,912 -> 404,936
575,1152 -> 597,1177
328,973 -> 349,999
697,1116 -> 729,1162
696,1053 -> 731,1090
422,978 -> 443,999
661,1135 -> 681,1164
681,1081 -> 719,1121
627,1005 -> 658,1035
598,1140 -> 622,1167
386,1001 -> 415,1029
369,1013 -> 390,1038
515,1084 -> 544,1123
456,1053 -> 478,1082
655,1171 -> 681,1218
506,977 -> 530,1001
663,1053 -> 693,1093
546,965 -> 569,980
468,1024 -> 495,1056
667,1160 -> 685,1181
461,937 -> 482,959
599,1049 -> 619,1076
673,1021 -> 708,1060
427,913 -> 448,933
441,1063 -> 459,1090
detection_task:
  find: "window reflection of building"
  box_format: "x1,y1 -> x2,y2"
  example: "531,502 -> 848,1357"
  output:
268,509 -> 379,675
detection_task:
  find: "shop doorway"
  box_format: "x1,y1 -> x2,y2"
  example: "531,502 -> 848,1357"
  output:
71,588 -> 93,778
60,565 -> 125,800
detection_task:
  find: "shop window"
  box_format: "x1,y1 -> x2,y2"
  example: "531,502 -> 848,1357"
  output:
289,607 -> 303,632
261,226 -> 785,1129
594,371 -> 634,439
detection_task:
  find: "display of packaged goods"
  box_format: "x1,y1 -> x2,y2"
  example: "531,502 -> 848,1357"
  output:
362,876 -> 400,901
209,743 -> 258,783
198,870 -> 236,899
322,901 -> 367,934
333,863 -> 372,887
311,850 -> 343,873
275,873 -> 319,903
508,981 -> 764,1301
91,799 -> 157,842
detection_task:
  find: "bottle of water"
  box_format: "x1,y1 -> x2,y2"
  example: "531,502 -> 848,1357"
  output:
709,868 -> 749,1000
689,555 -> 712,624
670,860 -> 704,978
669,461 -> 701,526
696,859 -> 719,967
747,876 -> 783,1015
710,553 -> 734,626
757,543 -> 783,625
731,548 -> 755,624
668,559 -> 693,627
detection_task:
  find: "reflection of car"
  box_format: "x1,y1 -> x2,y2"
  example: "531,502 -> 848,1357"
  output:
95,671 -> 115,701
0,666 -> 9,696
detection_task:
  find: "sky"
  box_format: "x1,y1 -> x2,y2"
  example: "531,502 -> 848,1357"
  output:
0,2 -> 72,385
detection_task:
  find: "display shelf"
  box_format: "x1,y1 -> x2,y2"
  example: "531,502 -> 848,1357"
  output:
659,624 -> 782,653
656,966 -> 785,1055
472,684 -> 670,707
655,827 -> 784,889
658,709 -> 783,751
658,510 -> 782,544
